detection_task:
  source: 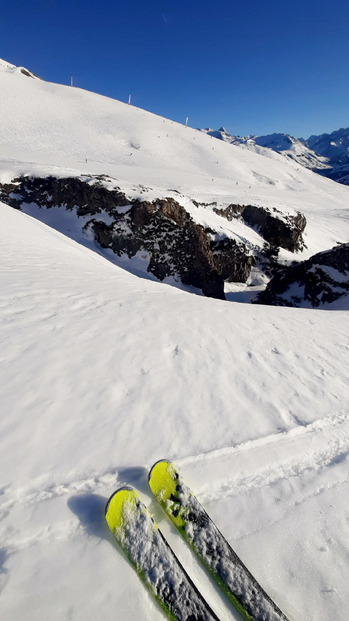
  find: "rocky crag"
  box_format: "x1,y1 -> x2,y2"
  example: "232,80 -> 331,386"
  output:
0,174 -> 308,300
255,244 -> 349,307
213,203 -> 306,252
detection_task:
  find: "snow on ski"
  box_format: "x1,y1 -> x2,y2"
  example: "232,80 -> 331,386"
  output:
105,486 -> 220,621
149,460 -> 290,621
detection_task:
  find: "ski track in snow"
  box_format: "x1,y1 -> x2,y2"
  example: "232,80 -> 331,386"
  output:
179,409 -> 349,498
2,410 -> 348,554
2,410 -> 349,620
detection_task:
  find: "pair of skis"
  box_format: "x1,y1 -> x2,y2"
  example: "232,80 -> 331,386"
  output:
105,459 -> 290,621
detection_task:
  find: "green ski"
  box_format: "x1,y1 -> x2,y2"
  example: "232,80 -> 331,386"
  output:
149,460 -> 290,621
105,486 -> 220,621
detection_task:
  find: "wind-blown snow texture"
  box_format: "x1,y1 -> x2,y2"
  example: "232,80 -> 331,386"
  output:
1,60 -> 349,621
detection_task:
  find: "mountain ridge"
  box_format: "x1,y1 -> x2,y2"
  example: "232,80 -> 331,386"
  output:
201,127 -> 349,185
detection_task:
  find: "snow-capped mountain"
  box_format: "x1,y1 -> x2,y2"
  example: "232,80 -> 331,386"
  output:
1,59 -> 349,621
201,127 -> 349,185
305,127 -> 349,183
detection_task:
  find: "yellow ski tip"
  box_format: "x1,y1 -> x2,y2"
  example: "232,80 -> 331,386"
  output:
148,459 -> 177,499
105,486 -> 139,533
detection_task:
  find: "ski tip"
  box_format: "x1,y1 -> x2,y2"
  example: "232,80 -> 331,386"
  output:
148,459 -> 171,483
105,486 -> 145,535
149,460 -> 180,500
105,485 -> 135,518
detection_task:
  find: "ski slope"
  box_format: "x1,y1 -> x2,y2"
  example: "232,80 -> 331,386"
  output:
0,58 -> 348,263
1,203 -> 349,620
1,60 -> 349,621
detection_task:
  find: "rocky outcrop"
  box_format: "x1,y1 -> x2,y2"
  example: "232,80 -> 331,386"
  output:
242,206 -> 306,252
0,175 -> 130,214
214,204 -> 306,252
0,175 -> 258,300
255,244 -> 349,307
210,237 -> 256,282
92,199 -> 226,299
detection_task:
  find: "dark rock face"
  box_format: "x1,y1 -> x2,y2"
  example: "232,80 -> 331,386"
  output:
213,204 -> 244,220
0,175 -> 258,300
210,237 -> 256,282
214,204 -> 306,252
255,244 -> 349,307
242,206 -> 306,252
0,175 -> 130,215
93,199 -> 226,299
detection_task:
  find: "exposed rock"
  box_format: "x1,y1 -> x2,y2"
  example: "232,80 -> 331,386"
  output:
214,203 -> 306,252
93,198 -> 226,299
0,175 -> 130,216
255,243 -> 349,307
192,199 -> 217,208
0,180 -> 22,208
242,205 -> 306,252
0,176 -> 230,299
0,175 -> 265,300
213,204 -> 244,220
20,68 -> 40,79
210,237 -> 256,282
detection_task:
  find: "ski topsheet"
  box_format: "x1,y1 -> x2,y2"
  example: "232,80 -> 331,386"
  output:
105,486 -> 219,621
149,460 -> 290,621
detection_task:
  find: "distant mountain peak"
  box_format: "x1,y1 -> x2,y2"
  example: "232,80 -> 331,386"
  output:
200,126 -> 349,185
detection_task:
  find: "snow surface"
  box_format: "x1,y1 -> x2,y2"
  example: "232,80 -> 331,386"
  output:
1,61 -> 349,621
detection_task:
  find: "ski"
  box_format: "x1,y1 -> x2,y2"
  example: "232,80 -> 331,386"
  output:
149,460 -> 290,621
105,486 -> 220,621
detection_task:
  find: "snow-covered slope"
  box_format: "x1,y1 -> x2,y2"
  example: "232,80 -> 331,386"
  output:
1,60 -> 349,621
1,202 -> 349,621
0,58 -> 348,267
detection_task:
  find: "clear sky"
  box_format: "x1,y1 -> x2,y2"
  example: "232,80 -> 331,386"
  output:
1,0 -> 349,138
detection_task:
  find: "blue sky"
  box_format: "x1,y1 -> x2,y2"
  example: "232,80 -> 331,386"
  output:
1,0 -> 349,138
